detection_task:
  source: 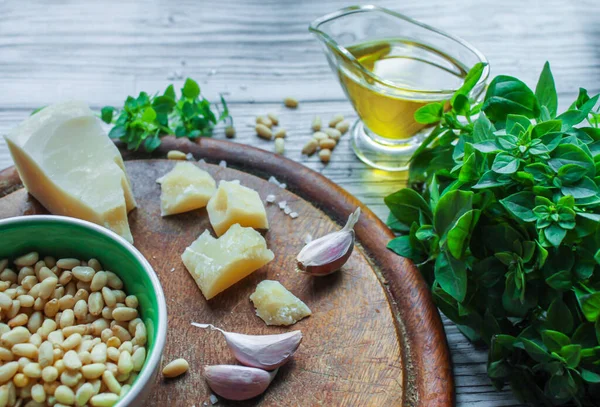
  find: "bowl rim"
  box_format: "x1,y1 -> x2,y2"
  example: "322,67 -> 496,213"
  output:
0,215 -> 168,406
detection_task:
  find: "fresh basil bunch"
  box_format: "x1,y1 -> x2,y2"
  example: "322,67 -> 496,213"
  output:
385,62 -> 600,405
101,78 -> 230,152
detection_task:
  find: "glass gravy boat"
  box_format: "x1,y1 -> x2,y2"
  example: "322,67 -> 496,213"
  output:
310,5 -> 489,171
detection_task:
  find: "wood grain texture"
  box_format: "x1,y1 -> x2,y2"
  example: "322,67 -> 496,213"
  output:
0,152 -> 452,406
1,0 -> 599,404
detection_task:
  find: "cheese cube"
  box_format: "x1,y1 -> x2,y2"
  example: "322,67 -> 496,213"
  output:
206,180 -> 269,236
5,101 -> 136,243
181,224 -> 274,300
156,162 -> 216,216
250,280 -> 311,326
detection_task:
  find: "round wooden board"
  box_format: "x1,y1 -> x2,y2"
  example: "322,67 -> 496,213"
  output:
0,137 -> 453,407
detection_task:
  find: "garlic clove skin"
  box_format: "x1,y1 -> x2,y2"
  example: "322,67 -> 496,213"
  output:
296,207 -> 360,276
192,323 -> 302,370
204,365 -> 278,401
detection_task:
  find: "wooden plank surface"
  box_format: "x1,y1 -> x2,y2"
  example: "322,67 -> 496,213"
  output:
1,0 -> 599,405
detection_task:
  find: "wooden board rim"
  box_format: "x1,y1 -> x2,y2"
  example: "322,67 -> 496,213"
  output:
0,136 -> 454,407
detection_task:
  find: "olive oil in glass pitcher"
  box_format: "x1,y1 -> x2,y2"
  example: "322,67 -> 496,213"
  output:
310,5 -> 489,171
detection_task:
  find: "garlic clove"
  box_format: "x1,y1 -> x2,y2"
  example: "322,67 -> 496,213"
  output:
192,323 -> 302,370
296,207 -> 360,276
204,365 -> 278,401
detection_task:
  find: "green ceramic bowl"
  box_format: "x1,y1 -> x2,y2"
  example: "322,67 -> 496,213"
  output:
0,215 -> 167,406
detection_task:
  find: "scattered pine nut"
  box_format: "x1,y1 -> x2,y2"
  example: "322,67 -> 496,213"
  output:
167,150 -> 187,160
336,120 -> 350,134
319,148 -> 332,163
274,138 -> 285,155
283,97 -> 299,108
274,128 -> 287,139
225,126 -> 236,139
324,128 -> 342,141
311,116 -> 322,131
301,139 -> 319,156
329,114 -> 344,128
320,138 -> 336,150
312,132 -> 328,141
255,116 -> 273,128
255,124 -> 273,140
267,113 -> 279,125
162,358 -> 189,378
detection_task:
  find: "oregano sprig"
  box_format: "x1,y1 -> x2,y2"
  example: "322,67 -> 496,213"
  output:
386,62 -> 600,406
101,78 -> 231,152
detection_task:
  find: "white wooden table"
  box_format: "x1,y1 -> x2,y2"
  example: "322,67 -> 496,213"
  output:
1,1 -> 599,405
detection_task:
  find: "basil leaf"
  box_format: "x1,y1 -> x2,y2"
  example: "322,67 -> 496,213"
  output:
521,338 -> 551,363
100,106 -> 115,124
535,62 -> 558,118
500,191 -> 537,222
548,144 -> 595,176
452,62 -> 487,104
433,190 -> 473,239
447,209 -> 481,259
387,236 -> 423,261
581,369 -> 600,384
483,75 -> 539,121
435,251 -> 468,302
182,78 -> 201,99
384,189 -> 432,229
492,153 -> 520,174
546,297 -> 574,334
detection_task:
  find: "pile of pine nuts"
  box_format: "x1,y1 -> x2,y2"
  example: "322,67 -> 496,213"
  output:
254,113 -> 287,156
0,252 -> 148,407
302,114 -> 350,163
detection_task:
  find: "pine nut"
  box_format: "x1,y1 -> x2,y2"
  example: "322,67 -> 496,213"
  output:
44,299 -> 59,318
225,126 -> 236,138
23,362 -> 42,379
44,257 -> 57,269
88,293 -> 104,316
60,309 -> 75,329
0,347 -> 12,362
73,289 -> 89,303
127,319 -> 141,337
319,148 -> 332,163
283,97 -> 299,108
57,259 -> 80,270
0,259 -> 6,274
16,295 -> 34,308
320,138 -> 336,150
55,385 -> 75,405
274,138 -> 285,155
79,351 -> 92,365
91,343 -> 107,364
134,324 -> 146,346
0,293 -> 11,311
58,295 -> 75,311
37,319 -> 57,339
60,369 -> 81,387
107,348 -> 119,363
167,150 -> 187,160
1,327 -> 31,347
255,124 -> 273,140
38,341 -> 53,368
21,276 -> 37,291
131,348 -> 145,372
90,392 -> 119,407
12,343 -> 38,359
0,269 -> 17,284
313,131 -> 328,141
112,326 -> 131,343
29,333 -> 42,347
267,113 -> 279,125
75,382 -> 94,406
255,116 -> 273,128
14,252 -> 39,268
47,330 -> 64,347
323,128 -> 341,141
0,362 -> 19,384
41,366 -> 58,383
82,363 -> 106,380
301,139 -> 319,156
13,372 -> 29,387
102,370 -> 121,394
335,120 -> 350,134
105,273 -> 122,290
6,301 -> 20,320
113,291 -> 126,303
90,272 -> 107,292
162,358 -> 189,378
27,312 -> 43,335
72,267 -> 95,283
40,276 -> 57,299
311,116 -> 322,131
274,128 -> 286,139
329,114 -> 344,128
74,301 -> 88,321
8,314 -> 28,328
124,296 -> 138,309
31,383 -> 45,403
62,333 -> 82,351
118,341 -> 132,354
58,271 -> 72,286
63,350 -> 82,370
62,325 -> 86,337
117,351 -> 133,375
106,337 -> 120,349
88,259 -> 102,273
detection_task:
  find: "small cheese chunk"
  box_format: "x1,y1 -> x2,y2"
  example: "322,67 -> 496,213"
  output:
181,224 -> 274,300
250,280 -> 311,326
156,162 -> 216,216
206,180 -> 269,236
5,101 -> 136,243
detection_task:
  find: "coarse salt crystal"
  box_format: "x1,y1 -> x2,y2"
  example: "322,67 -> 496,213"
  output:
266,194 -> 276,203
278,201 -> 287,209
284,207 -> 292,215
268,176 -> 287,189
210,394 -> 218,404
290,212 -> 299,219
304,233 -> 312,243
280,183 -> 287,189
186,152 -> 194,161
170,268 -> 175,272
219,160 -> 227,168
198,158 -> 207,164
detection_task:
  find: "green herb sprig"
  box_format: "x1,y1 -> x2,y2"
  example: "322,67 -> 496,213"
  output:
100,78 -> 231,152
386,62 -> 600,406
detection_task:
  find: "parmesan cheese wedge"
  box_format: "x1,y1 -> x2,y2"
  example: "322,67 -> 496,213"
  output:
156,162 -> 216,216
250,280 -> 311,326
181,224 -> 274,300
4,101 -> 137,243
206,180 -> 269,236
